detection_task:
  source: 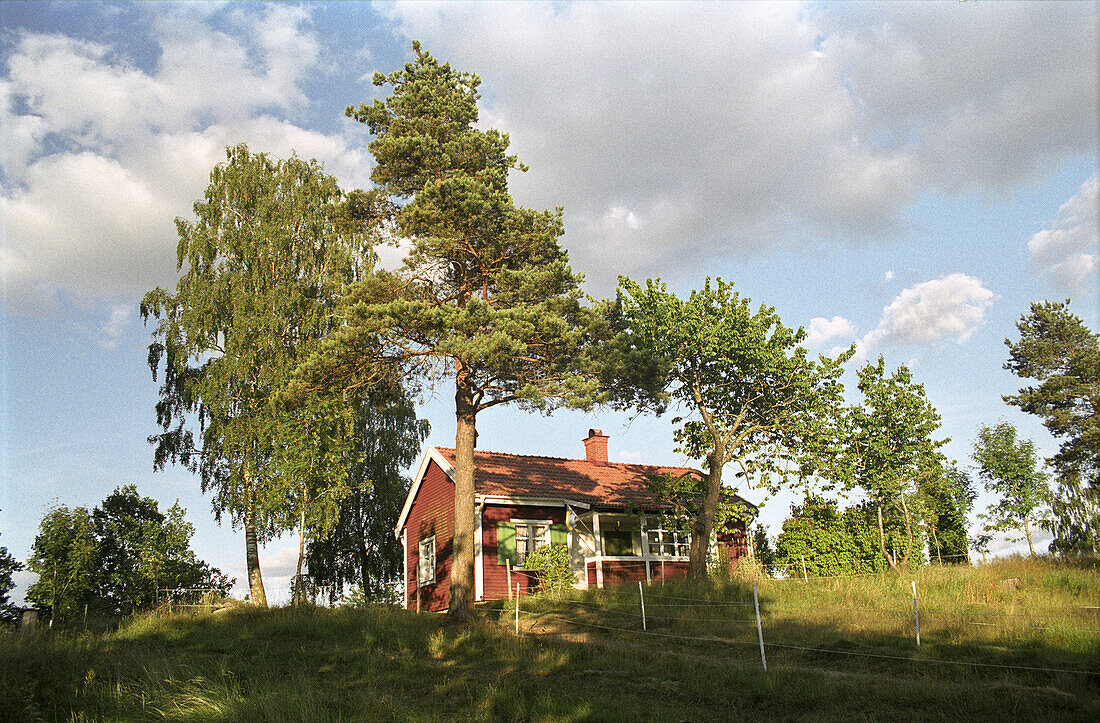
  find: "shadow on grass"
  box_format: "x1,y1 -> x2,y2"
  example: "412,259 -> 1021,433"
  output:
4,563 -> 1099,721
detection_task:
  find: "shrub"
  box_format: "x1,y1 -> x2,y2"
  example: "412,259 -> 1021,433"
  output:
524,544 -> 573,597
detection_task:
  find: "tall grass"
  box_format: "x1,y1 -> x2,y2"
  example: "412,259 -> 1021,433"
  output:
2,558 -> 1098,721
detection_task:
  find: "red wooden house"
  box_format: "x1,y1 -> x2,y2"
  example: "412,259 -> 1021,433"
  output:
395,429 -> 754,612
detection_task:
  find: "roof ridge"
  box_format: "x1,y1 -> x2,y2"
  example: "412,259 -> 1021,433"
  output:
431,444 -> 697,471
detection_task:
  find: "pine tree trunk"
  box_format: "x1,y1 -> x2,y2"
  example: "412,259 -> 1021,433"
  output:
243,464 -> 268,607
449,369 -> 477,621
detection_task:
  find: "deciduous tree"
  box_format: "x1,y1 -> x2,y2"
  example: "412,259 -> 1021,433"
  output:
26,505 -> 99,622
0,541 -> 21,626
616,277 -> 848,577
972,422 -> 1051,557
305,385 -> 429,603
842,358 -> 946,569
142,145 -> 376,606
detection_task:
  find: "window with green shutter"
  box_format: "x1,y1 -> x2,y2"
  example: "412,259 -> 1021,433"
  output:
550,523 -> 568,546
496,521 -> 516,565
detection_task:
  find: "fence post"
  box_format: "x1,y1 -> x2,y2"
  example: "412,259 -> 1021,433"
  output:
507,560 -> 512,599
639,581 -> 647,631
83,604 -> 88,632
801,556 -> 808,582
753,584 -> 767,671
912,580 -> 920,647
515,583 -> 520,634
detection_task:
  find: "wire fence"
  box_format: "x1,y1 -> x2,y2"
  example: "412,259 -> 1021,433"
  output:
502,581 -> 1100,679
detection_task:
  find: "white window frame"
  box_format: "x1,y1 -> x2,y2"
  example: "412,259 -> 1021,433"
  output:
645,526 -> 691,558
512,519 -> 551,568
417,535 -> 436,586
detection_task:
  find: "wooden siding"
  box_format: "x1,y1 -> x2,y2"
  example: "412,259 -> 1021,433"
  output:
586,559 -> 690,587
717,523 -> 749,572
481,504 -> 566,600
405,460 -> 455,612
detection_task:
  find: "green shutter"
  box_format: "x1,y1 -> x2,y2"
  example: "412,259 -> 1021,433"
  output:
550,523 -> 568,546
496,521 -> 516,565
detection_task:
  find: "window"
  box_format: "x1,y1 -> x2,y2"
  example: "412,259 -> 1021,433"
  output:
602,529 -> 635,556
514,520 -> 550,567
646,527 -> 690,558
417,536 -> 435,586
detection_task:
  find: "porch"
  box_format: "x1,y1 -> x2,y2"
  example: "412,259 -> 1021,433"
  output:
570,511 -> 693,589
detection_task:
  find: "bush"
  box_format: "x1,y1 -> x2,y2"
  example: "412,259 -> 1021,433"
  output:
524,544 -> 573,597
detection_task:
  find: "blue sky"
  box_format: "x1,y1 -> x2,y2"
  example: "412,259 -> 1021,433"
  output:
2,1 -> 1097,603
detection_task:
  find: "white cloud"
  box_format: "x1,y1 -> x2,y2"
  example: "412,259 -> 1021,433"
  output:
99,304 -> 133,349
617,450 -> 643,463
1,5 -> 369,311
1028,174 -> 1098,294
864,273 -> 994,349
883,270 -> 895,282
805,316 -> 857,348
383,1 -> 1096,293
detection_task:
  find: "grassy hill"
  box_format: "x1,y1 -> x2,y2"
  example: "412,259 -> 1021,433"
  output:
3,557 -> 1099,721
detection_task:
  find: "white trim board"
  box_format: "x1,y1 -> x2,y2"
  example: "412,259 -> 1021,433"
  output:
394,446 -> 455,539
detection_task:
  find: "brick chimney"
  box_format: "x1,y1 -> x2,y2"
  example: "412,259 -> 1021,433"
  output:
583,428 -> 609,464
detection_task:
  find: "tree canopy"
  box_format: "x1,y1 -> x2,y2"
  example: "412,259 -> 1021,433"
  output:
306,385 -> 429,604
142,144 -> 377,605
615,276 -> 848,576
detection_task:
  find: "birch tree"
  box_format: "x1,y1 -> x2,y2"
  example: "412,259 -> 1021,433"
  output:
142,145 -> 376,606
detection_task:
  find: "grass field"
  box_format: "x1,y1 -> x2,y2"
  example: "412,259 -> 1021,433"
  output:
3,557 -> 1099,721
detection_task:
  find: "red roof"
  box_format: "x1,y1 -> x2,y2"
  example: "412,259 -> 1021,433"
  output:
433,447 -> 702,511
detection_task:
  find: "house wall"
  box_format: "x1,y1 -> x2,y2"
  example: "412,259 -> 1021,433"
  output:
405,460 -> 455,612
586,559 -> 690,587
717,523 -> 750,572
481,503 -> 566,600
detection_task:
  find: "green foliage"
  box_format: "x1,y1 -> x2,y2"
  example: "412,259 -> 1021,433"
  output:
973,422 -> 1052,556
917,461 -> 975,563
25,489 -> 230,620
0,545 -> 21,626
142,144 -> 377,604
1004,300 -> 1100,554
646,472 -> 754,531
306,386 -> 429,603
616,276 -> 848,575
750,525 -> 777,576
839,358 -> 946,568
523,544 -> 574,597
775,497 -> 860,577
26,505 -> 100,621
774,497 -> 921,578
